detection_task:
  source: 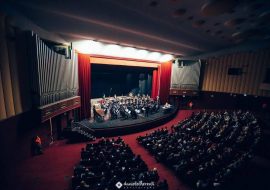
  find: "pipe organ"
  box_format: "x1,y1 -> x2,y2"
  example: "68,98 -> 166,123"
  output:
30,33 -> 79,106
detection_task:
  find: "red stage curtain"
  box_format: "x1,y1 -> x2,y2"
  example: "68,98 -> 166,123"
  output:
159,61 -> 172,104
151,68 -> 160,100
78,53 -> 91,119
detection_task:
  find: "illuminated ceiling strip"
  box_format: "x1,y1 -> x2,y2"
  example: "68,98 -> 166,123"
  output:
73,40 -> 174,62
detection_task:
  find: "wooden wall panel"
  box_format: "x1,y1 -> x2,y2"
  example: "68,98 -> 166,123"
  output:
233,53 -> 239,93
7,39 -> 23,114
237,53 -> 245,93
212,58 -> 219,91
204,60 -> 210,91
0,15 -> 15,117
227,54 -> 234,93
0,73 -> 7,119
250,53 -> 258,94
202,49 -> 270,97
222,56 -> 228,93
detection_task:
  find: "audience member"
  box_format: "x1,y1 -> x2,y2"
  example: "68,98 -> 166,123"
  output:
137,110 -> 261,189
72,138 -> 168,190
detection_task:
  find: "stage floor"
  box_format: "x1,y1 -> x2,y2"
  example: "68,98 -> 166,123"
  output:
88,107 -> 176,129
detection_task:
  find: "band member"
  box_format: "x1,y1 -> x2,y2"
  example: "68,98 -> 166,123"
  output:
93,105 -> 98,121
145,104 -> 150,117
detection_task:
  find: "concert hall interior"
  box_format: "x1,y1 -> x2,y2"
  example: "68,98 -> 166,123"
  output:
1,0 -> 270,190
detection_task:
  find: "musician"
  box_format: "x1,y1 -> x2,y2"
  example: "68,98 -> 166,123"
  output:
145,104 -> 150,117
120,106 -> 128,120
130,107 -> 138,119
110,107 -> 117,120
156,96 -> 160,106
93,105 -> 98,121
99,94 -> 161,120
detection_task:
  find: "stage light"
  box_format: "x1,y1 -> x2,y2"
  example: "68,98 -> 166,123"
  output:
73,40 -> 174,62
121,47 -> 137,58
146,52 -> 161,61
72,40 -> 92,54
88,41 -> 103,54
135,50 -> 149,59
160,54 -> 174,62
102,44 -> 121,56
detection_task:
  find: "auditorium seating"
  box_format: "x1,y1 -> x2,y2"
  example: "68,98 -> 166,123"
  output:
137,111 -> 261,189
72,137 -> 168,190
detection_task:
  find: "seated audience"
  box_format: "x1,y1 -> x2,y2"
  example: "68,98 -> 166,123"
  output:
137,110 -> 261,189
72,137 -> 168,190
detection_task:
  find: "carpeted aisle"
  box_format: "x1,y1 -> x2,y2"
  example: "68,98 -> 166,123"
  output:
13,141 -> 85,190
122,110 -> 194,190
13,110 -> 195,190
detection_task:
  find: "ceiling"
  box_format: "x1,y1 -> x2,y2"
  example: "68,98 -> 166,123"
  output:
2,0 -> 270,56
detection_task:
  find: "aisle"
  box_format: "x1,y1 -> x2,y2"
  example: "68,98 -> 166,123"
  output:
122,110 -> 194,190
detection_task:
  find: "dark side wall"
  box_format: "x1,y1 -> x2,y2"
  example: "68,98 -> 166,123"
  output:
202,48 -> 270,97
0,109 -> 71,188
0,14 -> 33,120
177,91 -> 270,111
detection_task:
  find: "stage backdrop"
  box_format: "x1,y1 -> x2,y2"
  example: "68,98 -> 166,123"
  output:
171,60 -> 201,90
91,64 -> 153,98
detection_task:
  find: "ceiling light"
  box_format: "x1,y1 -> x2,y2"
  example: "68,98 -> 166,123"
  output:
135,50 -> 149,59
146,52 -> 161,61
72,40 -> 92,54
73,40 -> 173,62
121,47 -> 136,58
160,54 -> 174,62
102,44 -> 121,56
88,41 -> 103,54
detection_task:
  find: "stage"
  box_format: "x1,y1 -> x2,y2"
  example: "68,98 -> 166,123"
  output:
78,106 -> 178,137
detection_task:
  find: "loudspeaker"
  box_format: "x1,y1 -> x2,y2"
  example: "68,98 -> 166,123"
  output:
228,68 -> 243,75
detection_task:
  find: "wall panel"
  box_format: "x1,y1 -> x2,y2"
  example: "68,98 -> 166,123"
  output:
7,39 -> 23,114
202,49 -> 270,97
0,15 -> 15,117
0,73 -> 7,119
236,54 -> 245,93
223,55 -> 230,92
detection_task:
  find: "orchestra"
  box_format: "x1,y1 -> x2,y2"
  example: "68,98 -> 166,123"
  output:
93,94 -> 160,121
